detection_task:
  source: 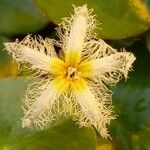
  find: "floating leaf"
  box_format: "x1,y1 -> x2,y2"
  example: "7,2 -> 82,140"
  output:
0,0 -> 48,35
34,0 -> 149,39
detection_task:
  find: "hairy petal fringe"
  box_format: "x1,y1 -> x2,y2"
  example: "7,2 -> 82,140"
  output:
56,5 -> 97,52
22,80 -> 60,128
4,35 -> 57,71
82,39 -> 117,60
22,76 -> 71,129
75,86 -> 114,138
91,52 -> 136,84
22,88 -> 81,129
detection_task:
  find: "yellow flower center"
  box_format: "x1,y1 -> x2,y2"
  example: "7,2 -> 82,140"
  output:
50,51 -> 92,92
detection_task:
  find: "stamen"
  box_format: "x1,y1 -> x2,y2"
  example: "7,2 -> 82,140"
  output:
67,67 -> 79,79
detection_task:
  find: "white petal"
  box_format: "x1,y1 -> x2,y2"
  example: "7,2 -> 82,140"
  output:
22,83 -> 60,128
75,87 -> 113,138
4,35 -> 57,71
32,85 -> 58,115
57,5 -> 97,53
91,52 -> 136,80
66,5 -> 88,51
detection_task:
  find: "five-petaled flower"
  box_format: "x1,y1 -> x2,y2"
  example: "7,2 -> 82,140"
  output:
4,5 -> 136,138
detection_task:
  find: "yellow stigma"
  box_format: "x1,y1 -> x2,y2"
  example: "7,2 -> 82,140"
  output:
50,50 -> 93,92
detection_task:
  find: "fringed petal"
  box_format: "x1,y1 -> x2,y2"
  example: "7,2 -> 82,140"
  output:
91,52 -> 136,85
22,82 -> 57,128
22,76 -> 70,128
82,39 -> 117,60
75,86 -> 114,138
4,35 -> 57,71
56,5 -> 97,65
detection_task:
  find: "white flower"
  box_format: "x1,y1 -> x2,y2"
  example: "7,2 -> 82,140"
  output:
4,5 -> 136,138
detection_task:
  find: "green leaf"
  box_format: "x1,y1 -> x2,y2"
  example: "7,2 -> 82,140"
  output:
34,0 -> 149,39
18,119 -> 96,150
0,0 -> 48,35
0,77 -> 96,150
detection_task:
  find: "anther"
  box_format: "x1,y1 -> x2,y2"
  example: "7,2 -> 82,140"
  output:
67,67 -> 79,79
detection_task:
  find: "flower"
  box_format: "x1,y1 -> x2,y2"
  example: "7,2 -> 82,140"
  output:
4,5 -> 136,138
